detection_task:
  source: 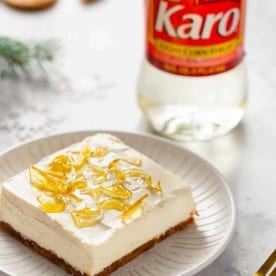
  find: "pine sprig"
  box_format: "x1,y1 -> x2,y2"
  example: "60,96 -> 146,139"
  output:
0,36 -> 59,80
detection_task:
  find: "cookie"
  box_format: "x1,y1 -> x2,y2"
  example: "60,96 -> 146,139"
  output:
4,0 -> 57,10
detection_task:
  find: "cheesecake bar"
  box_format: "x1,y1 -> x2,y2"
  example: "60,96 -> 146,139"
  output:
0,133 -> 196,275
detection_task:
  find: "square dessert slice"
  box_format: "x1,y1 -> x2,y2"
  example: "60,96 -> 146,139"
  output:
0,133 -> 196,276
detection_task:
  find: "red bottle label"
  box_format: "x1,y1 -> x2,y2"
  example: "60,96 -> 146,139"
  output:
145,0 -> 245,76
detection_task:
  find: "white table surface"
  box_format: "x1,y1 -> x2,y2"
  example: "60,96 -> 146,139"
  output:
0,1 -> 275,275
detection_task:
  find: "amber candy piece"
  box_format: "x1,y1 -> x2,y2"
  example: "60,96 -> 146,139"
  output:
37,194 -> 67,213
67,176 -> 87,193
101,183 -> 132,199
91,147 -> 108,158
108,158 -> 142,170
72,146 -> 92,170
99,198 -> 128,211
108,157 -> 142,182
121,194 -> 148,222
80,188 -> 102,201
90,165 -> 108,184
69,193 -> 83,203
71,206 -> 101,228
29,166 -> 68,194
123,168 -> 163,193
47,155 -> 72,177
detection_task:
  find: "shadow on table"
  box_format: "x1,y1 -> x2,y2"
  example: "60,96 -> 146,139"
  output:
138,117 -> 246,182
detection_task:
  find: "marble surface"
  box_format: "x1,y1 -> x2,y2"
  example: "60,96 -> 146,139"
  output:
0,0 -> 275,275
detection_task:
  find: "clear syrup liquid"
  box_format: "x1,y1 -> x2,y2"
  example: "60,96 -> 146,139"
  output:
137,60 -> 247,141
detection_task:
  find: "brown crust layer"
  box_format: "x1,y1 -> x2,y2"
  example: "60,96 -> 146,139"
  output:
4,0 -> 57,11
0,217 -> 194,276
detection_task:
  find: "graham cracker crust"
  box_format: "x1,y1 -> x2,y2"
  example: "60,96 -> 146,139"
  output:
0,217 -> 194,276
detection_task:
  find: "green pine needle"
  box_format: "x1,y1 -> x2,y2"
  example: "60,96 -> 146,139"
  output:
0,36 -> 59,80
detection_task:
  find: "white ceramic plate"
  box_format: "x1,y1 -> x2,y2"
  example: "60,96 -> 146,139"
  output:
0,130 -> 236,276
